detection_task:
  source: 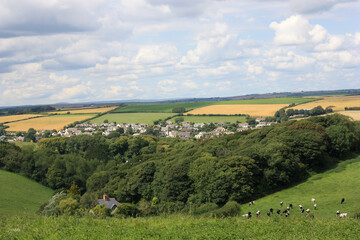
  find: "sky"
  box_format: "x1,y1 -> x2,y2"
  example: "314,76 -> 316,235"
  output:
0,0 -> 359,106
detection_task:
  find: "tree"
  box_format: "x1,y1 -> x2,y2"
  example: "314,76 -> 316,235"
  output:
59,197 -> 80,215
24,128 -> 36,142
172,107 -> 186,113
103,119 -> 109,123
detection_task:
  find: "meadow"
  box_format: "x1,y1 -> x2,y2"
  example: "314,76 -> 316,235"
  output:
114,97 -> 316,113
45,106 -> 117,115
90,113 -> 177,125
0,170 -> 53,216
291,95 -> 360,112
0,114 -> 42,124
241,155 -> 360,219
5,114 -> 95,131
186,104 -> 289,117
336,111 -> 360,121
170,115 -> 247,123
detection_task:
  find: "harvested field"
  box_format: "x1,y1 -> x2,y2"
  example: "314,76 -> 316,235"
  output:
0,114 -> 41,124
5,115 -> 95,131
292,95 -> 360,112
186,104 -> 288,117
46,106 -> 117,115
337,111 -> 360,121
170,115 -> 247,124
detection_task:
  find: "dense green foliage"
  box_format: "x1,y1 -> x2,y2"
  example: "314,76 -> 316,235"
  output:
0,170 -> 53,215
1,215 -> 359,239
0,114 -> 359,217
2,105 -> 56,115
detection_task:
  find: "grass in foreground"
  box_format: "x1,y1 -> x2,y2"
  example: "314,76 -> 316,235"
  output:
0,170 -> 53,216
241,155 -> 360,219
90,113 -> 177,125
0,215 -> 359,239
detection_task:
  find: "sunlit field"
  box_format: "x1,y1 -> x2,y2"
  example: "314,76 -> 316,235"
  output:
337,111 -> 360,121
292,95 -> 360,112
0,114 -> 41,124
170,115 -> 247,123
5,115 -> 95,131
90,113 -> 177,125
46,106 -> 117,115
186,104 -> 289,117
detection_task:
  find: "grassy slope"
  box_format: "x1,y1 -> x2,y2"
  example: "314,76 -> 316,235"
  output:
0,170 -> 53,216
114,97 -> 316,113
90,113 -> 177,124
241,155 -> 360,218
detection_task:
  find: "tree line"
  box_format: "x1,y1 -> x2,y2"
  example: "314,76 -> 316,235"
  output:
0,114 -> 359,216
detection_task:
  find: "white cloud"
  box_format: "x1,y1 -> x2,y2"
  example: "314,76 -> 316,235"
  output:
289,0 -> 357,14
157,80 -> 178,92
182,80 -> 198,89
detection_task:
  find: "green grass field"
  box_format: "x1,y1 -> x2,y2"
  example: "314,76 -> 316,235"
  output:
90,113 -> 177,125
114,98 -> 316,113
241,155 -> 360,218
170,115 -> 247,123
0,170 -> 53,216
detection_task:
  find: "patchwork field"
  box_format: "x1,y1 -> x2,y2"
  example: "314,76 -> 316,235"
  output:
5,114 -> 95,131
90,113 -> 177,125
0,170 -> 53,216
114,98 -> 315,113
170,115 -> 247,123
0,114 -> 42,124
46,106 -> 117,115
186,104 -> 289,117
337,111 -> 360,120
292,95 -> 360,112
241,155 -> 360,218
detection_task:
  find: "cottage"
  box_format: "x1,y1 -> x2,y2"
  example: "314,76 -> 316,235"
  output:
97,193 -> 121,210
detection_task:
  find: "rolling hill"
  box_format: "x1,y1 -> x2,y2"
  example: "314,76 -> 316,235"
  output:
0,170 -> 53,215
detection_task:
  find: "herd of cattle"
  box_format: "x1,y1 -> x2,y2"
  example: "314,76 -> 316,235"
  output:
242,198 -> 347,218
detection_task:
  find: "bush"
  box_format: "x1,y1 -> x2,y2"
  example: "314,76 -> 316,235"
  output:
41,191 -> 67,216
92,204 -> 111,218
156,201 -> 185,214
112,203 -> 139,218
192,202 -> 219,215
210,201 -> 241,218
59,197 -> 80,215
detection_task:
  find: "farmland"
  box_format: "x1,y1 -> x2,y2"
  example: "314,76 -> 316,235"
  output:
186,104 -> 289,117
337,111 -> 360,121
0,170 -> 53,216
46,106 -> 117,115
114,97 -> 316,113
0,114 -> 42,124
170,115 -> 247,123
5,114 -> 95,131
291,95 -> 360,112
90,113 -> 177,125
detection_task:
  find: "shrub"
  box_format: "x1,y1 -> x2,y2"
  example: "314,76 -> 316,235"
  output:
210,201 -> 241,218
192,202 -> 219,215
59,197 -> 80,215
92,204 -> 111,218
41,191 -> 67,216
112,203 -> 139,218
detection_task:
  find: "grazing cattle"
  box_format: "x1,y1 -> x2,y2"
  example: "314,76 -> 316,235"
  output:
277,209 -> 281,215
249,201 -> 255,206
286,207 -> 290,211
299,205 -> 303,210
285,213 -> 289,218
242,212 -> 252,219
289,203 -> 293,209
339,213 -> 347,218
270,208 -> 273,214
312,198 -> 316,204
256,210 -> 261,217
280,201 -> 283,207
306,209 -> 310,214
314,204 -> 317,210
336,210 -> 340,216
301,209 -> 305,214
267,212 -> 271,217
341,198 -> 345,204
283,209 -> 288,214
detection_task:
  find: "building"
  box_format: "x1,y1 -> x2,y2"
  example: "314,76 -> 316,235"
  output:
97,193 -> 121,210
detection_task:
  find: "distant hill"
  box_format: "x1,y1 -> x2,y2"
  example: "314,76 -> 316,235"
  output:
0,170 -> 53,215
241,154 -> 360,218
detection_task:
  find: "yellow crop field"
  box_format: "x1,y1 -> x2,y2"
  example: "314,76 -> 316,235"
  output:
186,104 -> 288,117
5,115 -> 93,132
0,114 -> 41,124
337,111 -> 360,121
292,95 -> 360,112
46,106 -> 117,115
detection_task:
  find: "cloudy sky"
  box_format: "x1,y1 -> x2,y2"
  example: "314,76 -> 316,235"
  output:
0,0 -> 359,106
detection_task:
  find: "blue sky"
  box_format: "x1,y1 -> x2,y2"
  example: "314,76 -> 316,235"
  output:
0,0 -> 359,106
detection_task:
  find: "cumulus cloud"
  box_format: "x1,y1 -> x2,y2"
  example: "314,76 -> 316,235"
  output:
157,80 -> 178,92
